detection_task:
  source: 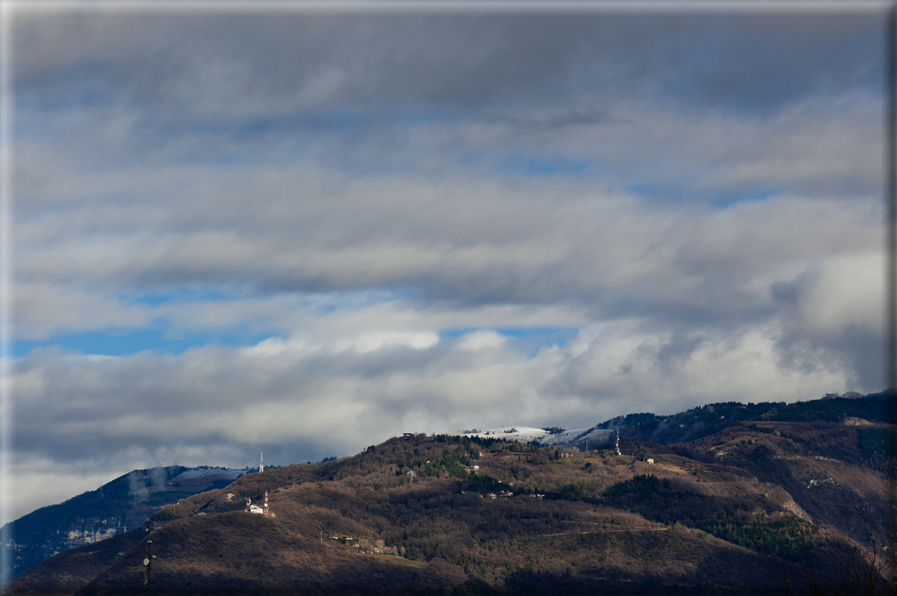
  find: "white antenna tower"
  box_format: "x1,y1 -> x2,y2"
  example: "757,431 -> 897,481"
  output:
259,452 -> 264,473
615,428 -> 621,456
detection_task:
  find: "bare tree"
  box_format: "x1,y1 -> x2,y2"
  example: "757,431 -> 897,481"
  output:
770,522 -> 896,596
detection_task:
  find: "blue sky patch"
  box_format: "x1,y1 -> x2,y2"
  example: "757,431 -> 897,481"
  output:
128,287 -> 242,307
15,325 -> 279,359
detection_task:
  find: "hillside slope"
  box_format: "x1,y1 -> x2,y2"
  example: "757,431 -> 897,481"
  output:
7,393 -> 892,595
67,437 -> 784,595
10,433 -> 880,594
1,466 -> 246,581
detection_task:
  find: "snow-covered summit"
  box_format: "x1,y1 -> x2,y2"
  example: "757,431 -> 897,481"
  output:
460,427 -> 550,443
458,426 -> 614,448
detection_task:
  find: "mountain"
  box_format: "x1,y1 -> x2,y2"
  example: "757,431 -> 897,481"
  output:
1,466 -> 247,582
459,401 -> 787,451
5,393 -> 892,595
472,392 -> 893,452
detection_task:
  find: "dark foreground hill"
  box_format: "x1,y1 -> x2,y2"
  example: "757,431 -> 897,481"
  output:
6,393 -> 893,595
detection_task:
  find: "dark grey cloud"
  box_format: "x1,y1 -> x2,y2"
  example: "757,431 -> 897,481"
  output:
14,167 -> 882,335
14,8 -> 884,209
772,268 -> 819,306
15,12 -> 883,118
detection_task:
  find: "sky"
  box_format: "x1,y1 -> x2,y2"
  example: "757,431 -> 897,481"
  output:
3,3 -> 891,524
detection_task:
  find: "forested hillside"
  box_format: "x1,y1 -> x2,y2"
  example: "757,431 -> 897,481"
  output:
5,393 -> 892,595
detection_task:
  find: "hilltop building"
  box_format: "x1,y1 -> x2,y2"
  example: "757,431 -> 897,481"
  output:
245,490 -> 270,515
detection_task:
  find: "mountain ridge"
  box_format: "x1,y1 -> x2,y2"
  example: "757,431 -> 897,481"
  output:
5,392 -> 893,595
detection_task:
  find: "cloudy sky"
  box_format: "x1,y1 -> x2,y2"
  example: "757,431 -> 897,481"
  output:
4,3 -> 890,523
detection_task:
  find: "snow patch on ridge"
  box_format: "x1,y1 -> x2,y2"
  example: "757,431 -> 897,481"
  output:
457,426 -> 614,447
460,427 -> 550,443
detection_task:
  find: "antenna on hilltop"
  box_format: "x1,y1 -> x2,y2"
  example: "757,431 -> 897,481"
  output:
260,451 -> 264,473
615,428 -> 621,456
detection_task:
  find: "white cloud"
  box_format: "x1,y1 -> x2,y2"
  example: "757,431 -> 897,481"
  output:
457,330 -> 506,351
15,282 -> 156,341
8,308 -> 860,524
333,331 -> 439,354
798,251 -> 885,334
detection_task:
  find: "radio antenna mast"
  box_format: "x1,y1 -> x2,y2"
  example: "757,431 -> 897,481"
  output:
143,540 -> 156,592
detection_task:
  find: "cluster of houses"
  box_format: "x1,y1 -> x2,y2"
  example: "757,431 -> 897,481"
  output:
326,534 -> 403,557
485,489 -> 514,499
328,535 -> 364,552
